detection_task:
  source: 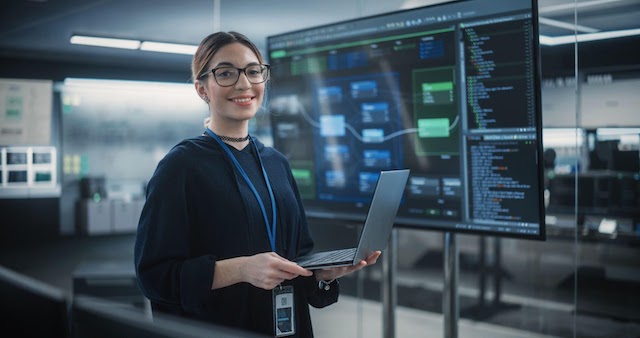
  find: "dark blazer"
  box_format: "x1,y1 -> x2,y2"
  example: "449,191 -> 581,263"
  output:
134,134 -> 338,337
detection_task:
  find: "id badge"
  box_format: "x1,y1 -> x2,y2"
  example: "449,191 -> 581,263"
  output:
273,285 -> 295,337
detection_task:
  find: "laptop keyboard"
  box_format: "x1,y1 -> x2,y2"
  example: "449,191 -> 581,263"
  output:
300,247 -> 357,265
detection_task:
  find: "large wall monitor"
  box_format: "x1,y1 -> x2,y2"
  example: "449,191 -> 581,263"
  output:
267,0 -> 545,240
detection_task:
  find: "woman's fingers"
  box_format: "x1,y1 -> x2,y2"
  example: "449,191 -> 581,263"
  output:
365,251 -> 382,265
246,252 -> 312,289
315,251 -> 383,281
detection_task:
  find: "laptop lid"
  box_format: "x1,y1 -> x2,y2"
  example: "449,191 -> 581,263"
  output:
296,169 -> 410,269
351,169 -> 410,262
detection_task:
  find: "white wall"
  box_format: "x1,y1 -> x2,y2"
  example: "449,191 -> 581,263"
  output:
542,77 -> 640,128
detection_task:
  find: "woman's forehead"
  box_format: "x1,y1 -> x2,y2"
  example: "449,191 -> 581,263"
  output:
209,43 -> 259,67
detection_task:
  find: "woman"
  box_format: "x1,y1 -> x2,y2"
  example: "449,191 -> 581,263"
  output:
134,31 -> 380,337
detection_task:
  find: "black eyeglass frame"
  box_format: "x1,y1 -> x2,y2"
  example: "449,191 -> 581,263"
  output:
199,64 -> 270,87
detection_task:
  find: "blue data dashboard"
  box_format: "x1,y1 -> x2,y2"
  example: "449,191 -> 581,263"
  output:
267,0 -> 545,240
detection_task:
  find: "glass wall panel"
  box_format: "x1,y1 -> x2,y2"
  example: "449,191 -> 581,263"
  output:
58,79 -> 205,236
575,1 -> 640,337
218,1 -> 640,337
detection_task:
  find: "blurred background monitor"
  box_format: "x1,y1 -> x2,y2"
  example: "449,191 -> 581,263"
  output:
546,172 -> 639,224
545,174 -> 596,213
591,127 -> 640,172
542,128 -> 588,174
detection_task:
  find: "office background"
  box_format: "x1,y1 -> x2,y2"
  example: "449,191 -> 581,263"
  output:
1,0 -> 639,337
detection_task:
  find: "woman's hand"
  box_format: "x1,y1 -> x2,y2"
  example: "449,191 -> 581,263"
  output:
242,252 -> 313,290
314,251 -> 381,282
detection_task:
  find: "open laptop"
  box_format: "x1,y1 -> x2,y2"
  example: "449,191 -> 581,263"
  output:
295,169 -> 410,270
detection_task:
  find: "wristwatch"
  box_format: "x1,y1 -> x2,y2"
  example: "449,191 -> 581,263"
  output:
318,278 -> 336,290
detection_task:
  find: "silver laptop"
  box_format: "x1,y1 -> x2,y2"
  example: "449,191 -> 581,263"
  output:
295,169 -> 410,270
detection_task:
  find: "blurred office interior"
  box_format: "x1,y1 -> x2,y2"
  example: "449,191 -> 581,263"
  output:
1,0 -> 639,337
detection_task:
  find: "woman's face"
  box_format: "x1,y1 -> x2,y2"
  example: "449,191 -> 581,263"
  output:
197,42 -> 264,124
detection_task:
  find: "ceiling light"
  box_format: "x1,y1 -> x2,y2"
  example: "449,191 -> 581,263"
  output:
62,78 -> 194,93
70,35 -> 140,50
140,41 -> 197,55
70,35 -> 197,55
538,0 -> 626,13
539,28 -> 640,46
538,17 -> 599,33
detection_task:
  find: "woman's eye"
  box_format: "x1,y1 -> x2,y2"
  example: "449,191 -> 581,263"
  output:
216,69 -> 236,78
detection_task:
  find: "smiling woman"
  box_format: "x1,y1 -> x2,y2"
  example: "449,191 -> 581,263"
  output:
1,1 -> 638,337
133,31 -> 381,338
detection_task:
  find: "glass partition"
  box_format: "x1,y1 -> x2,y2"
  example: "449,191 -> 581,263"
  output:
269,1 -> 583,337
40,1 -> 639,337
574,2 -> 640,337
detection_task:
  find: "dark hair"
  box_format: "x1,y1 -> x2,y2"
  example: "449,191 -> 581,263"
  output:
191,31 -> 265,83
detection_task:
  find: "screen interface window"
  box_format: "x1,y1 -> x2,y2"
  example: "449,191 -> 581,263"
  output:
267,0 -> 544,239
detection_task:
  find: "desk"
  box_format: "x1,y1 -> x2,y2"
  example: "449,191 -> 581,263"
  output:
72,260 -> 148,312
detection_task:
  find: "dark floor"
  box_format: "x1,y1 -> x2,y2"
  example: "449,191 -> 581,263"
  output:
1,233 -> 640,338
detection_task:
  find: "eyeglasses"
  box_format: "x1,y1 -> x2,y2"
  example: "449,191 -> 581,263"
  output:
200,64 -> 270,87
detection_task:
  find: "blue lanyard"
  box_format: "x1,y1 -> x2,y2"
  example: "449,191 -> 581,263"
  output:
206,129 -> 277,252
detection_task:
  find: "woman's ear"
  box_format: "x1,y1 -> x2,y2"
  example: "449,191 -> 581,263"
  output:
194,81 -> 203,95
195,80 -> 209,103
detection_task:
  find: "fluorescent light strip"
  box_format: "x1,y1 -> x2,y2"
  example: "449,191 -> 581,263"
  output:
63,78 -> 194,92
538,0 -> 626,14
70,35 -> 140,50
540,28 -> 640,46
70,35 -> 197,55
538,17 -> 599,33
140,41 -> 198,55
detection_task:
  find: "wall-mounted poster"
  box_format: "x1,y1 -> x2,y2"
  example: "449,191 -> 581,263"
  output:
0,78 -> 53,145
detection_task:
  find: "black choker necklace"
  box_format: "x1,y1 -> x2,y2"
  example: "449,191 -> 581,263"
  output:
216,134 -> 250,142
